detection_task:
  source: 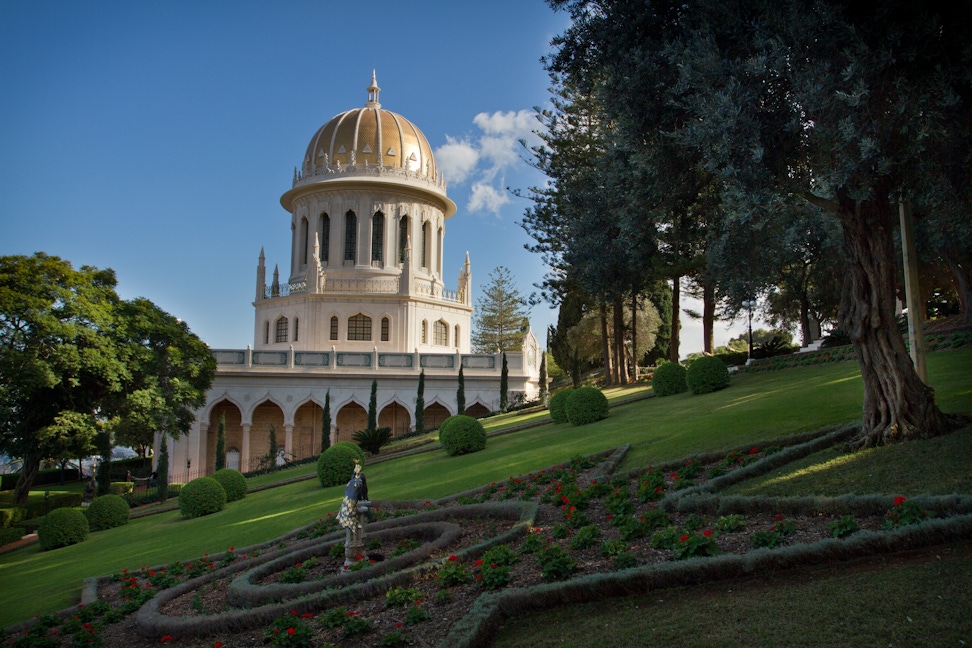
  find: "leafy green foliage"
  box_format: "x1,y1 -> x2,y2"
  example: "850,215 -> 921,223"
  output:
471,266 -> 529,353
565,386 -> 609,425
829,515 -> 858,538
652,361 -> 688,397
316,442 -> 365,487
438,415 -> 487,456
535,544 -> 577,581
686,356 -> 730,395
437,556 -> 472,587
353,427 -> 392,455
85,494 -> 130,531
212,468 -> 248,502
178,477 -> 227,519
38,507 -> 89,550
548,388 -> 573,423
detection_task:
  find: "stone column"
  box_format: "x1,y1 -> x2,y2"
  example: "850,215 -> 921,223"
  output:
284,424 -> 294,460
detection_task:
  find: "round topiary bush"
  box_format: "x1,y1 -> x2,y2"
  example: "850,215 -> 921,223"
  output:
178,477 -> 227,519
85,494 -> 130,531
439,415 -> 487,456
38,507 -> 89,551
317,442 -> 365,488
212,468 -> 248,502
651,361 -> 688,397
548,387 -> 574,423
686,355 -> 731,395
565,386 -> 609,426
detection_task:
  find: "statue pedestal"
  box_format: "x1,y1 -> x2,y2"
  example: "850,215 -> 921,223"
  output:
344,539 -> 365,567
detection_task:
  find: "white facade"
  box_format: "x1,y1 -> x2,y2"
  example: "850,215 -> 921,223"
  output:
163,74 -> 540,481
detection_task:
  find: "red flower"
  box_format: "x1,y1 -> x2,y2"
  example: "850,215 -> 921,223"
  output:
894,496 -> 907,506
160,635 -> 173,644
287,628 -> 295,635
302,613 -> 313,619
355,554 -> 364,560
749,447 -> 759,454
475,559 -> 483,566
679,534 -> 689,542
774,513 -> 785,521
228,546 -> 234,552
396,622 -> 403,629
289,609 -> 297,616
448,555 -> 459,562
703,529 -> 713,537
214,643 -> 223,648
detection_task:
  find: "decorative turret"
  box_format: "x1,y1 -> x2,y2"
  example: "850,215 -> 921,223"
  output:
271,264 -> 280,297
458,251 -> 472,305
256,248 -> 267,301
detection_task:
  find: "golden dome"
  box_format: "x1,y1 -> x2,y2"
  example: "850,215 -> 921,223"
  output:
302,72 -> 437,177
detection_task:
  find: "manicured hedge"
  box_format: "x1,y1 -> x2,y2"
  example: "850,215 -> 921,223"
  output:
439,415 -> 488,456
85,494 -> 130,531
1,467 -> 81,491
686,355 -> 730,395
38,507 -> 89,551
565,386 -> 609,426
212,468 -> 248,502
317,442 -> 365,488
652,361 -> 688,397
548,388 -> 574,424
178,477 -> 227,519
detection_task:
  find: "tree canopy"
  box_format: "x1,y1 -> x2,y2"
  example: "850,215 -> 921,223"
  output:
0,253 -> 214,503
471,266 -> 530,353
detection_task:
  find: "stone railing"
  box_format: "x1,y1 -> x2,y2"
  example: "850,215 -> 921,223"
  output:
211,348 -> 518,374
414,279 -> 460,303
294,160 -> 447,193
266,280 -> 306,299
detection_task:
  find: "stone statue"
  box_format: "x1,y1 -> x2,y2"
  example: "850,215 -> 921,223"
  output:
337,461 -> 370,567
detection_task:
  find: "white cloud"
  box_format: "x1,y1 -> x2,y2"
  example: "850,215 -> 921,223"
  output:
467,181 -> 509,215
435,136 -> 479,184
435,109 -> 543,218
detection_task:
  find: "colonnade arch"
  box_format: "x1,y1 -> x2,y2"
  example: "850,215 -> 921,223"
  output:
423,402 -> 450,432
378,402 -> 411,437
464,402 -> 490,419
335,402 -> 367,444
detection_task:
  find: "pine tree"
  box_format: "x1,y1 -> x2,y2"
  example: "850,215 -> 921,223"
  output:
367,380 -> 378,431
321,390 -> 331,453
571,347 -> 581,389
471,266 -> 530,353
156,435 -> 169,503
539,351 -> 548,403
215,414 -> 226,471
414,370 -> 425,435
500,353 -> 509,412
456,365 -> 466,415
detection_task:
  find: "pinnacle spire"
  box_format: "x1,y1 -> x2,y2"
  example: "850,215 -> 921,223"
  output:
366,70 -> 381,108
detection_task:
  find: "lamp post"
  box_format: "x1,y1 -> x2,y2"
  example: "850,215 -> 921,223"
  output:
742,300 -> 756,364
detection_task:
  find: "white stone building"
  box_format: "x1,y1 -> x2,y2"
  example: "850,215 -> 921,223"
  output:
164,74 -> 541,479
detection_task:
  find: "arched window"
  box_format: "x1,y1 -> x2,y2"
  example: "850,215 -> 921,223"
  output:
398,215 -> 409,263
437,226 -> 444,275
330,316 -> 339,340
319,213 -> 330,264
275,317 -> 289,343
344,211 -> 357,264
381,317 -> 390,342
264,321 -> 270,345
433,320 -> 448,346
371,212 -> 384,266
300,218 -> 309,266
454,324 -> 460,348
294,317 -> 299,342
348,314 -> 372,341
421,320 -> 428,344
422,221 -> 430,269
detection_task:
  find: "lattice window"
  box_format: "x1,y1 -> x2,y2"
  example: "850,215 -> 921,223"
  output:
421,320 -> 428,344
348,314 -> 372,341
372,212 -> 384,265
330,316 -> 338,341
344,211 -> 357,263
275,317 -> 288,343
381,317 -> 390,342
433,321 -> 448,346
320,213 -> 330,264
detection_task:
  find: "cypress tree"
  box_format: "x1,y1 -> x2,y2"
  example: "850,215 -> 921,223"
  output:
215,414 -> 226,471
321,390 -> 331,453
367,380 -> 378,431
457,364 -> 466,415
156,435 -> 169,503
268,425 -> 278,471
414,370 -> 425,435
572,347 -> 581,388
539,351 -> 548,403
500,352 -> 509,412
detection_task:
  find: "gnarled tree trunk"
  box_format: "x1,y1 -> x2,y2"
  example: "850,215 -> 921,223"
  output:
837,192 -> 960,448
12,456 -> 40,505
669,276 -> 681,363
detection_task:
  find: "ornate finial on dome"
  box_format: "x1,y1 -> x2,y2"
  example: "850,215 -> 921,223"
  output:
365,70 -> 381,109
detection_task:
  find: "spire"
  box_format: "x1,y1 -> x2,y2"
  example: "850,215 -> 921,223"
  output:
256,248 -> 267,301
365,70 -> 381,109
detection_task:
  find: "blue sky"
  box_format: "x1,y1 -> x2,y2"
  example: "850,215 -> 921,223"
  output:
1,1 -> 748,358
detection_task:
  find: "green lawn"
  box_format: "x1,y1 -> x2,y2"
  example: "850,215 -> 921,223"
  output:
0,348 -> 969,630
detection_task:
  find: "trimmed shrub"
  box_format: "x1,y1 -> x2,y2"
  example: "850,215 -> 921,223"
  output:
178,477 -> 227,519
109,482 -> 133,496
85,494 -> 130,531
38,507 -> 89,551
548,388 -> 573,423
565,386 -> 609,426
651,361 -> 688,397
0,507 -> 25,528
0,526 -> 24,545
439,415 -> 487,456
317,442 -> 365,488
686,355 -> 731,395
212,468 -> 248,502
